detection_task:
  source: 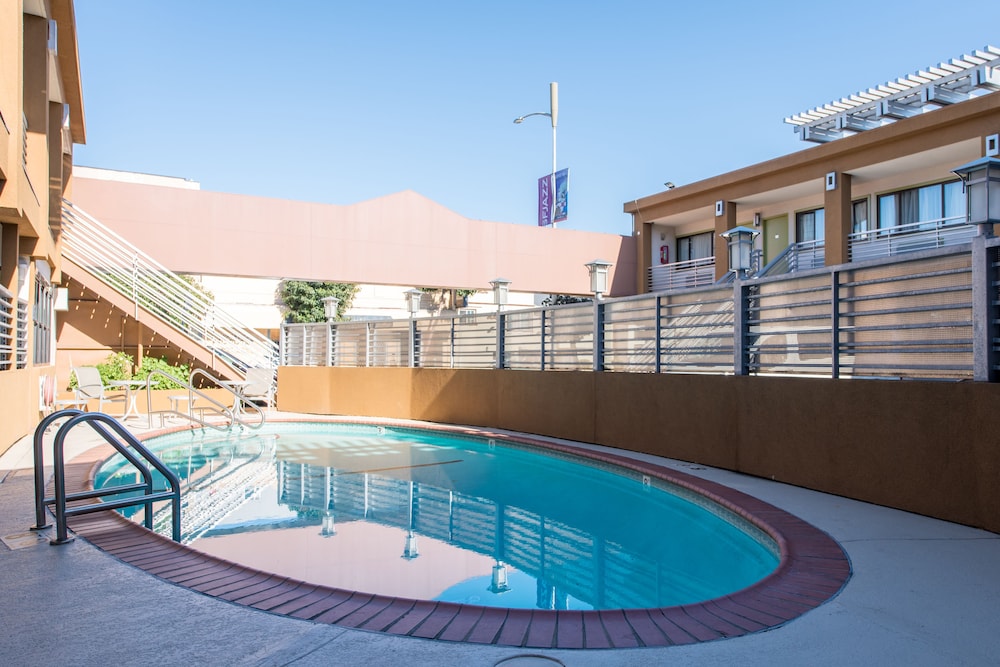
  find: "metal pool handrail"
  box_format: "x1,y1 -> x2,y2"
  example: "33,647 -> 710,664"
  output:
143,368 -> 264,431
33,410 -> 182,544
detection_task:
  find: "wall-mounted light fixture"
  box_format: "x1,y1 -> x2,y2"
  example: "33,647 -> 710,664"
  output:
753,212 -> 762,227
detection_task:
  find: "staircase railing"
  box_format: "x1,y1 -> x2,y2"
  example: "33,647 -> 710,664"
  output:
60,200 -> 278,374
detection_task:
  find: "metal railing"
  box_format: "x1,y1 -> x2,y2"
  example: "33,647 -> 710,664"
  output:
143,368 -> 265,431
758,240 -> 826,277
32,409 -> 182,544
60,200 -> 279,374
0,285 -> 13,371
849,216 -> 973,262
284,238 -> 1000,382
16,298 -> 28,369
648,256 -> 716,292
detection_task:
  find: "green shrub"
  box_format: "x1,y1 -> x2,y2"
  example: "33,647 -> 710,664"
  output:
69,353 -> 190,390
136,357 -> 190,390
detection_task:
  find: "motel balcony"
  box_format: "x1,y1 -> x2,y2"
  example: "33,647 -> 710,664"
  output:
647,256 -> 717,292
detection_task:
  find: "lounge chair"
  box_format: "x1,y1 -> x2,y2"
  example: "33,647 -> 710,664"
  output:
71,366 -> 127,415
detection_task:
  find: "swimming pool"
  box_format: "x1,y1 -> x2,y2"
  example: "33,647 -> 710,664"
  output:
77,418 -> 849,648
96,421 -> 779,611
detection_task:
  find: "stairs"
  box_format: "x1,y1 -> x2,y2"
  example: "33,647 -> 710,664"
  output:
60,200 -> 278,378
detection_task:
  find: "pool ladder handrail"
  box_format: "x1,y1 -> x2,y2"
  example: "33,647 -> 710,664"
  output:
31,409 -> 182,544
143,368 -> 265,431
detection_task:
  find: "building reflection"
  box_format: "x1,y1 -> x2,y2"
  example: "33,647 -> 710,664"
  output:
137,434 -> 772,611
272,459 -> 656,610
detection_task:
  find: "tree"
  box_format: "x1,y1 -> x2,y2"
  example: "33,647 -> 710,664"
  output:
541,294 -> 591,306
278,281 -> 359,323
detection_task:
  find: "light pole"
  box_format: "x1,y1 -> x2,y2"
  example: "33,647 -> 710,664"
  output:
514,82 -> 558,228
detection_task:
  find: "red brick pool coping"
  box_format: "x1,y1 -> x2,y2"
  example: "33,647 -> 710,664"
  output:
62,418 -> 851,649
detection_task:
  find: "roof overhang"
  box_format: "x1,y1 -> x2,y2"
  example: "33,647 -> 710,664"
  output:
785,46 -> 999,144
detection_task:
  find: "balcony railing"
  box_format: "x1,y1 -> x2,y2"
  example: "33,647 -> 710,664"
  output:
849,216 -> 973,262
648,256 -> 716,292
0,285 -> 14,371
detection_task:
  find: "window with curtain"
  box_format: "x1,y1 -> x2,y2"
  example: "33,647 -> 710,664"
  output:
677,232 -> 713,262
795,208 -> 825,242
877,180 -> 966,232
852,199 -> 870,235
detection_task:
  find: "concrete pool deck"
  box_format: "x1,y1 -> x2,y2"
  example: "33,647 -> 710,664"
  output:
2,412 -> 999,666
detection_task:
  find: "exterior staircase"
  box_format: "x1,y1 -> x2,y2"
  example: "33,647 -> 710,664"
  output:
60,200 -> 278,379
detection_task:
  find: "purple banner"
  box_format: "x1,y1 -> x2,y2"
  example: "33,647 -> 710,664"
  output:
537,174 -> 552,226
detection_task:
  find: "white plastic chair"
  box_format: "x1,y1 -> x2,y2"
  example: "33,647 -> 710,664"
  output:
239,367 -> 275,411
71,366 -> 127,414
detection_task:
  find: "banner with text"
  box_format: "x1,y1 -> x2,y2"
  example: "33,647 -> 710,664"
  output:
537,168 -> 569,226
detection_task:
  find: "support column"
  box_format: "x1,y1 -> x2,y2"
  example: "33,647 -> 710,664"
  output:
1,223 -> 17,293
636,219 -> 653,293
824,171 -> 851,267
972,235 -> 998,382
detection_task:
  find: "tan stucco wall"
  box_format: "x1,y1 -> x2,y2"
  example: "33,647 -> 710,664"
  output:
0,368 -> 50,458
278,366 -> 1000,534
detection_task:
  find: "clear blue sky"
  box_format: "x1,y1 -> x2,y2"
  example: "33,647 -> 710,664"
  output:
73,1 -> 1000,236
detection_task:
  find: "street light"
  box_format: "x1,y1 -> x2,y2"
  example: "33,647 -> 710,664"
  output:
321,296 -> 340,322
584,260 -> 612,299
514,82 -> 559,228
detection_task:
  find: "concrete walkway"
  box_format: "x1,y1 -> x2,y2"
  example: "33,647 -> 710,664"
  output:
2,415 -> 999,666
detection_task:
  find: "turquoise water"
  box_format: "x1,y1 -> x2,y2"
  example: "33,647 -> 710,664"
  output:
95,423 -> 779,611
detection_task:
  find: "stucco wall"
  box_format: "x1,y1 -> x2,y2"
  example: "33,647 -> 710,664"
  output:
71,177 -> 637,298
278,366 -> 1000,534
0,368 -> 49,458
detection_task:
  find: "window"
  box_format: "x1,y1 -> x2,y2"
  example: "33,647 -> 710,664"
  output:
32,275 -> 52,364
877,180 -> 965,231
796,208 -> 825,242
852,199 -> 870,235
677,232 -> 713,262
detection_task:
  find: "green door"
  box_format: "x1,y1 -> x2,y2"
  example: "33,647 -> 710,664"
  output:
764,215 -> 789,265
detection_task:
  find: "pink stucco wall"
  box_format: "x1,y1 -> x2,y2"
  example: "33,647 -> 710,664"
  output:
71,178 -> 636,297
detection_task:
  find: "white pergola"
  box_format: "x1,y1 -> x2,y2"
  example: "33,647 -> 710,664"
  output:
785,45 -> 1000,143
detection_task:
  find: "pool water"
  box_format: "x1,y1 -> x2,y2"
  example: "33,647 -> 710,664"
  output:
95,423 -> 779,611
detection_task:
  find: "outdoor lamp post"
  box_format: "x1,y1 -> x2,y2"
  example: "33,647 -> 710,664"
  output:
404,289 -> 422,317
489,278 -> 511,310
321,296 -> 340,322
405,289 -> 422,368
721,226 -> 759,277
514,82 -> 559,228
952,157 -> 1000,236
488,560 -> 511,594
585,260 -> 612,299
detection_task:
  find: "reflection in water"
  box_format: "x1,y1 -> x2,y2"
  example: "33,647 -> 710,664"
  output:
96,426 -> 778,611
